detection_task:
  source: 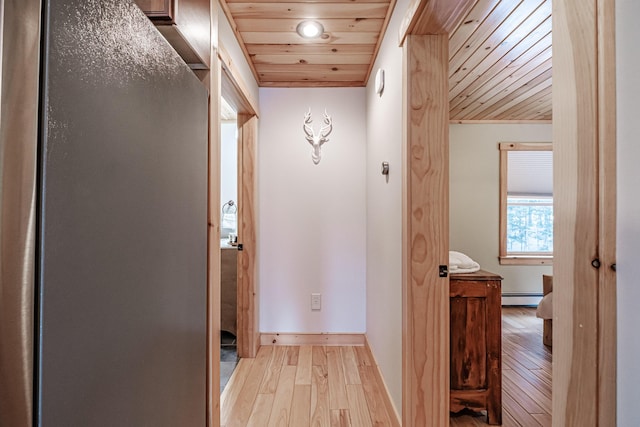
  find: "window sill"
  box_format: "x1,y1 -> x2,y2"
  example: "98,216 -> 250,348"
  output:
499,256 -> 553,266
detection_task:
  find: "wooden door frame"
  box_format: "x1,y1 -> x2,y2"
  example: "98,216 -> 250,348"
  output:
399,2 -> 474,425
235,112 -> 259,359
401,33 -> 451,426
206,3 -> 259,425
596,0 -> 617,422
217,42 -> 260,361
400,0 -> 617,426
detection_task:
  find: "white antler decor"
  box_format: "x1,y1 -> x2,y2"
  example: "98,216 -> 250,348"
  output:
303,108 -> 333,164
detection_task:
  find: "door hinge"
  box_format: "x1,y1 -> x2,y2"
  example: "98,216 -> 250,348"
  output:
237,243 -> 243,251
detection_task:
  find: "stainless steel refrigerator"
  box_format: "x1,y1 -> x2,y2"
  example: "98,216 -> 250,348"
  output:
1,0 -> 209,425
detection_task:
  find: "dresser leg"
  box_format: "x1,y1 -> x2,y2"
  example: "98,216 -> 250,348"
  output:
487,396 -> 502,425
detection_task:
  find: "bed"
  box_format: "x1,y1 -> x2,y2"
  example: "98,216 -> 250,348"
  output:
536,274 -> 553,347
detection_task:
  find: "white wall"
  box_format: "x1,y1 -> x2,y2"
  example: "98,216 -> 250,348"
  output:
258,88 -> 367,333
217,3 -> 259,108
450,124 -> 553,301
364,0 -> 409,412
616,1 -> 640,425
220,121 -> 237,208
220,121 -> 237,237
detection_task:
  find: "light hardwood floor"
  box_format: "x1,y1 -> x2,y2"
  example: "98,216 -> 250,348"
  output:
221,308 -> 550,427
451,307 -> 552,427
220,344 -> 396,426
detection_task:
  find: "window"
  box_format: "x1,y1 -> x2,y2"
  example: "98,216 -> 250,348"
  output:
499,142 -> 553,265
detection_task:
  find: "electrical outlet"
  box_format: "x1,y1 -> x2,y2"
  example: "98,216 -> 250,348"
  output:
311,293 -> 321,310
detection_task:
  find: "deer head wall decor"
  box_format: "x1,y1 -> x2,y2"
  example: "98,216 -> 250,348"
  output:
303,109 -> 333,164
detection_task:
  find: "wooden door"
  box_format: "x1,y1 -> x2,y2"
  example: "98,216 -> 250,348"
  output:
236,114 -> 259,359
552,0 -> 616,425
399,0 -> 617,425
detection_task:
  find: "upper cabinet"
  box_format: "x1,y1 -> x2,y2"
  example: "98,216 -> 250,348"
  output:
135,0 -> 210,70
135,0 -> 173,19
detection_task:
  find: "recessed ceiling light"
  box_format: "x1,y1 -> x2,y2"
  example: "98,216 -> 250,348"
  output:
296,21 -> 324,39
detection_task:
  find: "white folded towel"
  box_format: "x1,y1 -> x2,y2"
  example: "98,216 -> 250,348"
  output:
449,251 -> 480,274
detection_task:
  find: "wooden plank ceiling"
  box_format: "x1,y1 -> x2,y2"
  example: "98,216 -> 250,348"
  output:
219,0 -> 396,87
448,0 -> 552,121
218,0 -> 552,121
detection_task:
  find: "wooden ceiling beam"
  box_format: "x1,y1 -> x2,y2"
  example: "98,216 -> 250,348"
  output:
399,0 -> 475,44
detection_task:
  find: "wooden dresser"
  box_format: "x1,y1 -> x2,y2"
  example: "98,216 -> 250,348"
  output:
450,270 -> 503,425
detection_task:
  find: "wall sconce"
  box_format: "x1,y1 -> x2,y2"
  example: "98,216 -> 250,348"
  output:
375,69 -> 385,96
382,161 -> 390,183
381,161 -> 389,175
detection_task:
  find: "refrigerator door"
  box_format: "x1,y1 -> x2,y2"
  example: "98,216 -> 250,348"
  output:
37,0 -> 208,426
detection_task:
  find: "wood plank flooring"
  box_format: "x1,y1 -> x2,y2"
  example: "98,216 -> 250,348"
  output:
221,307 -> 550,427
451,307 -> 552,426
220,344 -> 396,427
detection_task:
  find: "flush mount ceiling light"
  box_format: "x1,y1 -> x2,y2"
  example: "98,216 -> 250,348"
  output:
296,20 -> 324,39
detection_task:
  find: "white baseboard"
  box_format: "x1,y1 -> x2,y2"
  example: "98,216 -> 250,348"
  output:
363,336 -> 402,427
501,293 -> 543,306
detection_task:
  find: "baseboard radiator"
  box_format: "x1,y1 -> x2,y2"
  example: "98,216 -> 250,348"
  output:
501,292 -> 543,306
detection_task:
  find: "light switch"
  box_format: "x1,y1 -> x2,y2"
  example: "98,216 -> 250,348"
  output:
311,293 -> 321,310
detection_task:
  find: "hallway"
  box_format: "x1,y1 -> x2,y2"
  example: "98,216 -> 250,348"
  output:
221,308 -> 551,426
220,344 -> 396,426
